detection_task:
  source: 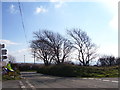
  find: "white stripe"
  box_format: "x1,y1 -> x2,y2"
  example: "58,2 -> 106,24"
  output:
102,80 -> 110,82
88,78 -> 94,80
19,81 -> 26,88
26,80 -> 35,89
111,81 -> 118,83
94,78 -> 99,80
83,78 -> 87,79
21,86 -> 26,88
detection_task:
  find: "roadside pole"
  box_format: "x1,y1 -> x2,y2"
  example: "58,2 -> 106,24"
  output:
0,44 -> 2,68
34,51 -> 35,64
0,44 -> 1,61
24,55 -> 25,63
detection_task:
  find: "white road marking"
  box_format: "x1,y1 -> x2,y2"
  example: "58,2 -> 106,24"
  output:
102,80 -> 110,82
21,86 -> 26,88
19,81 -> 26,88
88,78 -> 94,80
26,80 -> 36,89
91,78 -> 118,83
111,81 -> 118,83
94,78 -> 99,80
82,78 -> 87,79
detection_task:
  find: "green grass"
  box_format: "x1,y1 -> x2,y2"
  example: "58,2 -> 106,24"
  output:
37,64 -> 119,77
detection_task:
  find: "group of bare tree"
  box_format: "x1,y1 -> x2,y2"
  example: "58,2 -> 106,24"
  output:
30,28 -> 97,66
97,55 -> 120,66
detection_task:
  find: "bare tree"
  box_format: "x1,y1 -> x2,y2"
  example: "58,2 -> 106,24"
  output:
67,28 -> 97,66
115,57 -> 120,65
61,39 -> 73,63
30,40 -> 54,66
30,30 -> 73,65
97,55 -> 116,66
8,55 -> 16,63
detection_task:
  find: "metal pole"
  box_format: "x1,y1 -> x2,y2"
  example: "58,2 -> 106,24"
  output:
34,51 -> 35,64
0,44 -> 1,62
24,55 -> 25,63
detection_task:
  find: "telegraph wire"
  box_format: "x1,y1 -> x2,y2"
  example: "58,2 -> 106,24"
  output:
18,1 -> 35,64
18,1 -> 28,44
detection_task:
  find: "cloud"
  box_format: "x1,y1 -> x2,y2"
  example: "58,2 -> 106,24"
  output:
8,48 -> 33,63
9,4 -> 18,14
0,40 -> 19,46
55,2 -> 64,8
99,0 -> 118,31
100,0 -> 118,12
50,0 -> 64,8
50,0 -> 60,2
18,48 -> 32,53
34,6 -> 47,14
98,44 -> 118,57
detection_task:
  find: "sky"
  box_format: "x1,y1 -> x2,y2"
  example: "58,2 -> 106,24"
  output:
1,0 -> 119,64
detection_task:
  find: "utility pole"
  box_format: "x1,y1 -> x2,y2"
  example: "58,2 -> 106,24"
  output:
24,55 -> 25,63
34,51 -> 35,64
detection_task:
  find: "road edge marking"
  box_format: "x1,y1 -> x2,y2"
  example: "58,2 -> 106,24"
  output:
19,81 -> 26,88
26,80 -> 36,89
111,81 -> 118,83
102,80 -> 110,82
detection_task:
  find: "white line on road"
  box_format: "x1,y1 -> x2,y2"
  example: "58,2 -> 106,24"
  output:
102,80 -> 110,82
88,78 -> 94,80
82,78 -> 87,79
111,81 -> 118,83
26,80 -> 36,90
19,81 -> 26,88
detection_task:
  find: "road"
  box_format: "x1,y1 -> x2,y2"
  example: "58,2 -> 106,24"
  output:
2,72 -> 119,89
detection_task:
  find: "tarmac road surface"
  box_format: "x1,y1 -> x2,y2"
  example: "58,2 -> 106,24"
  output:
2,72 -> 119,89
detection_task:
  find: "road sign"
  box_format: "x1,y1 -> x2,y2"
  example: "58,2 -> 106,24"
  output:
2,56 -> 7,59
2,49 -> 7,55
0,44 -> 7,60
0,44 -> 5,48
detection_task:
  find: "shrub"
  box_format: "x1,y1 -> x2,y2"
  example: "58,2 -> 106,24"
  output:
37,64 -> 119,77
37,64 -> 77,77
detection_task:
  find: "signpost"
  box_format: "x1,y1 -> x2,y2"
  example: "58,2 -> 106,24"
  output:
0,44 -> 7,61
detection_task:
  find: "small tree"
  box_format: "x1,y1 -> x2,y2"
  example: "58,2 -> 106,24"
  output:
115,57 -> 120,65
67,28 -> 97,66
97,55 -> 116,66
8,55 -> 16,63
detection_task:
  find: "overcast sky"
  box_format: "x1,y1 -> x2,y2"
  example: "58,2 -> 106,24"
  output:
1,0 -> 119,64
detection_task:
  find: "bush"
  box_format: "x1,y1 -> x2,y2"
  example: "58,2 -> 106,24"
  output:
37,64 -> 77,77
14,63 -> 42,71
37,64 -> 119,77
